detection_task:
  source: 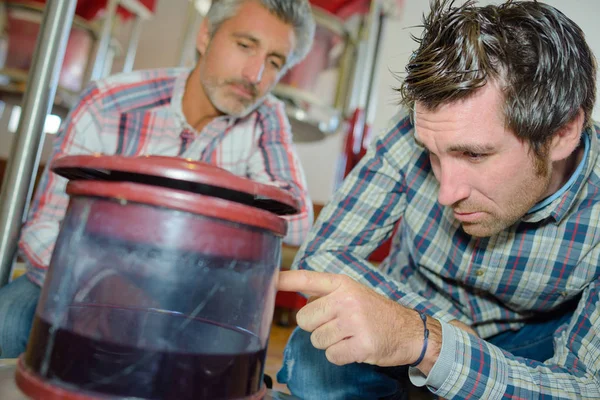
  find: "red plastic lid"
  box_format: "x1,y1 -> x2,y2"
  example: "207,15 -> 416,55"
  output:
67,180 -> 287,238
51,155 -> 299,216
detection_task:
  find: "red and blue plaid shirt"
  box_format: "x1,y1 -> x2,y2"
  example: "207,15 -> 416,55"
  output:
20,68 -> 313,285
293,112 -> 600,399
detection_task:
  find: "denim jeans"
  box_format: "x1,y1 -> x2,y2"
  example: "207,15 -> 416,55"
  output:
277,311 -> 574,399
0,275 -> 41,358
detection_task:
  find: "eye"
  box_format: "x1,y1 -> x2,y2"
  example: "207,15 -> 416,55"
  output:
237,41 -> 250,49
269,60 -> 282,70
463,151 -> 486,161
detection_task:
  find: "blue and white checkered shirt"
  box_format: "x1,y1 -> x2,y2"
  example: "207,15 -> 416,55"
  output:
292,112 -> 600,399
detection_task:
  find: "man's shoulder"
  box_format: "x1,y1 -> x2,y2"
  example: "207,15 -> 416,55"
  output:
94,67 -> 185,90
85,68 -> 187,112
587,122 -> 600,179
564,122 -> 600,216
592,121 -> 600,140
240,94 -> 290,132
371,109 -> 417,153
385,109 -> 415,137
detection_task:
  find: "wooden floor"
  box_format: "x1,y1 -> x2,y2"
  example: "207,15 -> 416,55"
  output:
265,321 -> 295,393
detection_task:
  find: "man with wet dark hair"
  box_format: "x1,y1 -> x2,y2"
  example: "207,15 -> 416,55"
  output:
276,1 -> 600,398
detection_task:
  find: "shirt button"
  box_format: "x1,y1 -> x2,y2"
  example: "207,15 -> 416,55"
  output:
475,269 -> 485,277
561,291 -> 569,297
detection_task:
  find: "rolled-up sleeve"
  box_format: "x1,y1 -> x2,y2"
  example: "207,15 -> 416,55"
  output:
19,82 -> 107,284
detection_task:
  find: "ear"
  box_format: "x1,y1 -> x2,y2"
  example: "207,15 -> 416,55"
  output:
196,18 -> 211,56
548,109 -> 585,162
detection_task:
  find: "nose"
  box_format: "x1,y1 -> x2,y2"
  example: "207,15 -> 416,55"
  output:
242,55 -> 265,85
436,163 -> 470,206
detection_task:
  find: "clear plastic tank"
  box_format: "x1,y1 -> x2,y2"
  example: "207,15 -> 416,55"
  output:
16,156 -> 298,400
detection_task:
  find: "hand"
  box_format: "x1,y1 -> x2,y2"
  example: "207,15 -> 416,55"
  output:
277,270 -> 442,370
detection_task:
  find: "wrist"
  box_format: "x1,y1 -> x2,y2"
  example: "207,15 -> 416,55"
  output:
414,316 -> 442,374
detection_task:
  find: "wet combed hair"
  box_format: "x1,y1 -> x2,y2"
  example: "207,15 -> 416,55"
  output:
205,0 -> 315,69
399,0 -> 597,157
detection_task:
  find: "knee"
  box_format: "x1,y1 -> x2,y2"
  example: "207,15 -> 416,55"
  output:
277,328 -> 401,399
277,328 -> 331,394
0,277 -> 40,318
0,278 -> 40,357
0,299 -> 34,332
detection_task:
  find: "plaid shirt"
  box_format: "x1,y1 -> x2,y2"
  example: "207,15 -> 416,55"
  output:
20,68 -> 313,285
292,112 -> 600,399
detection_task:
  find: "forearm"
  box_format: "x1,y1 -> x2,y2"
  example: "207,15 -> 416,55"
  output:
413,315 -> 442,375
19,164 -> 69,273
19,82 -> 106,280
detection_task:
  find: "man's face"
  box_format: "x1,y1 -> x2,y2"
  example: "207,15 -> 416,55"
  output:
414,83 -> 553,237
196,1 -> 296,117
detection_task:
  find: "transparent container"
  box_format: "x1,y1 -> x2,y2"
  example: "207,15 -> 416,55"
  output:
16,156 -> 298,400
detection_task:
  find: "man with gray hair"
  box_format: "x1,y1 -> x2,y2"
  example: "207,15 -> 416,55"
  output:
0,0 -> 315,359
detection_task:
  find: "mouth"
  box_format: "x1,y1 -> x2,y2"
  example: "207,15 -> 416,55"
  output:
453,210 -> 484,223
229,84 -> 255,100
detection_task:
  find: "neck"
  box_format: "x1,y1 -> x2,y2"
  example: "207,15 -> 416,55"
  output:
544,140 -> 585,198
181,64 -> 223,132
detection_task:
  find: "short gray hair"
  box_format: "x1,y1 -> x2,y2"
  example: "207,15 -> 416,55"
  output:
205,0 -> 315,68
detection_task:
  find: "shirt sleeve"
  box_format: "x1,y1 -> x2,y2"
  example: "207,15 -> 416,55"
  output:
18,82 -> 107,283
408,320 -> 457,389
428,280 -> 600,399
291,114 -> 457,323
246,99 -> 313,247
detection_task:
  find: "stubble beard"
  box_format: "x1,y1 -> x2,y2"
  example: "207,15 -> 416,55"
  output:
460,156 -> 553,237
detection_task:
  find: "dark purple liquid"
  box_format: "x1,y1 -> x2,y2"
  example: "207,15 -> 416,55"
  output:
25,312 -> 266,399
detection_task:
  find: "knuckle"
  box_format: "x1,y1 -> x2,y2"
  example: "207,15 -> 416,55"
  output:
295,309 -> 311,331
325,348 -> 345,365
340,293 -> 359,309
310,331 -> 325,349
337,274 -> 354,286
348,310 -> 365,327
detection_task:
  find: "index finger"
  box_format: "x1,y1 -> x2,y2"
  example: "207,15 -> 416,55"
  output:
277,270 -> 343,297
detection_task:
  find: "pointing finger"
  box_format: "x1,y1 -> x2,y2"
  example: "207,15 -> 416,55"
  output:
277,270 -> 343,297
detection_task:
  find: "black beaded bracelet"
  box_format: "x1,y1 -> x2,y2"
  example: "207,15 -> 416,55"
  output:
409,310 -> 429,367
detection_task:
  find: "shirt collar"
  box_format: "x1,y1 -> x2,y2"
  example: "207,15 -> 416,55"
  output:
521,124 -> 599,224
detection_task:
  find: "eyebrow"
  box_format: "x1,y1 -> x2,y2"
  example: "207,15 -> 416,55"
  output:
447,143 -> 496,153
232,33 -> 287,65
413,131 -> 495,154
